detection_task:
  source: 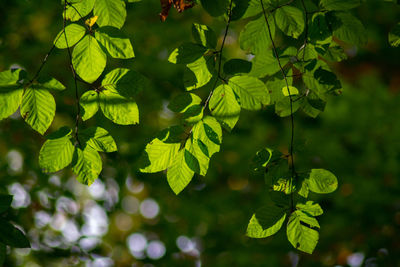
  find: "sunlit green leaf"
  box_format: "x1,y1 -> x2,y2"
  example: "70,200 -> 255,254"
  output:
167,149 -> 195,195
72,35 -> 107,83
79,126 -> 117,152
209,84 -> 241,130
140,139 -> 180,173
308,168 -> 338,194
99,89 -> 139,125
192,23 -> 217,49
274,6 -> 304,38
95,26 -> 134,59
94,0 -> 127,29
240,15 -> 274,54
229,75 -> 270,110
20,87 -> 56,134
287,211 -> 319,254
54,23 -> 86,49
247,203 -> 287,238
80,91 -> 99,121
72,146 -> 102,186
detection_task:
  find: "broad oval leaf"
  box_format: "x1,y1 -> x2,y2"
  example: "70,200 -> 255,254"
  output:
274,6 -> 305,39
140,139 -> 180,173
240,15 -> 274,54
192,116 -> 222,157
20,87 -> 56,135
184,56 -> 214,91
168,92 -> 202,113
39,132 -> 75,173
229,75 -> 270,110
308,168 -> 338,194
72,35 -> 107,83
54,23 -> 86,49
209,84 -> 241,131
72,146 -> 102,186
192,23 -> 217,49
79,126 -> 117,152
247,203 -> 287,238
102,68 -> 147,98
94,0 -> 127,29
0,69 -> 24,120
95,26 -> 134,59
166,149 -> 195,195
64,0 -> 95,22
287,211 -> 319,254
99,89 -> 139,125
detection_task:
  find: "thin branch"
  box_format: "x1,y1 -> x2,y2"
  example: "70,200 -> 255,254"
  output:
203,0 -> 233,109
63,1 -> 81,147
259,0 -> 296,211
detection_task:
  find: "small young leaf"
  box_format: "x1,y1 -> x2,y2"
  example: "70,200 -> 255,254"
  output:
85,15 -> 98,27
80,91 -> 99,121
282,86 -> 299,96
308,168 -> 338,194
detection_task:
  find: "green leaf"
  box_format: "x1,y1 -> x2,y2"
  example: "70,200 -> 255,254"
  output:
274,6 -> 304,39
80,91 -> 99,121
240,15 -> 275,54
99,89 -> 139,125
192,23 -> 217,49
229,75 -> 270,110
182,105 -> 204,124
185,138 -> 210,176
140,139 -> 180,173
209,84 -> 241,130
37,76 -> 66,91
389,22 -> 400,47
251,147 -> 282,173
167,149 -> 195,195
54,23 -> 86,49
95,26 -> 134,59
282,86 -> 299,96
20,87 -> 55,135
0,195 -> 12,214
102,68 -> 147,98
308,168 -> 338,194
247,203 -> 287,238
233,0 -> 272,20
223,59 -> 252,75
72,146 -> 102,185
287,211 -> 319,254
72,35 -> 107,83
328,11 -> 368,46
168,43 -> 207,65
200,0 -> 229,17
296,201 -> 323,216
168,93 -> 202,113
39,128 -> 75,173
184,56 -> 214,91
249,50 -> 287,78
64,0 -> 95,22
0,69 -> 24,120
79,127 -> 117,152
192,116 -> 222,157
94,0 -> 126,29
320,0 -> 361,11
0,218 -> 30,248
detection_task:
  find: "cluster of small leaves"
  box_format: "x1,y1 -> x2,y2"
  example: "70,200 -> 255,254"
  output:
139,0 -> 367,254
0,0 -> 148,186
247,148 -> 337,253
388,1 -> 400,47
0,195 -> 30,265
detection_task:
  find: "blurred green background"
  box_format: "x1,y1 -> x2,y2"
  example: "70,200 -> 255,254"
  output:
0,0 -> 400,266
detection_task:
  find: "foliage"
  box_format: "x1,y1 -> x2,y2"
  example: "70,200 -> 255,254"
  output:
0,0 -> 399,265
